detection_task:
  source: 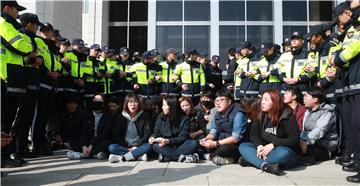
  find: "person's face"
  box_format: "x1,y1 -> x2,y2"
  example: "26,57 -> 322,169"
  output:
283,45 -> 291,52
101,52 -> 110,59
283,91 -> 295,104
90,49 -> 100,57
350,0 -> 360,9
162,99 -> 170,115
240,48 -> 248,57
214,96 -> 231,113
27,23 -> 39,34
66,101 -> 78,113
167,53 -> 176,61
40,30 -> 54,39
261,93 -> 273,112
338,10 -> 352,25
303,93 -> 318,108
5,6 -> 19,19
73,45 -> 84,53
108,102 -> 120,114
310,35 -> 322,46
291,38 -> 303,49
121,54 -> 129,61
127,97 -> 139,114
60,44 -> 69,52
180,100 -> 192,115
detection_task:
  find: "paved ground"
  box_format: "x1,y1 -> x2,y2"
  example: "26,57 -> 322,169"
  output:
1,150 -> 358,186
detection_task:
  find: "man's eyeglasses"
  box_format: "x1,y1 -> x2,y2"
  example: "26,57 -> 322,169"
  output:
214,98 -> 228,104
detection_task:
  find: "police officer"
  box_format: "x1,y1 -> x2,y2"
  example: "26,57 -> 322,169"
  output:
330,1 -> 360,183
282,37 -> 291,53
83,44 -> 102,106
159,48 -> 180,96
132,51 -> 142,63
62,39 -> 87,99
98,46 -> 116,96
206,55 -> 223,95
256,42 -> 282,94
33,21 -> 63,156
1,1 -> 37,165
233,43 -> 251,101
173,49 -> 206,105
223,48 -> 236,92
277,31 -> 314,93
129,51 -> 162,99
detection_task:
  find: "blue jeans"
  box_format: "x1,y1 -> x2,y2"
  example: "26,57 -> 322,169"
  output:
108,143 -> 153,159
239,142 -> 297,169
152,139 -> 199,161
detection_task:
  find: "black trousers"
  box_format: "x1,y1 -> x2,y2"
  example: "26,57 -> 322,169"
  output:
345,94 -> 360,162
1,83 -> 19,134
304,144 -> 330,161
209,144 -> 240,161
10,93 -> 37,154
33,90 -> 55,152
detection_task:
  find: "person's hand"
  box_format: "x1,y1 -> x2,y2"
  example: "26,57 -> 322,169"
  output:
155,75 -> 161,82
82,146 -> 89,155
133,84 -> 140,90
259,143 -> 274,160
209,83 -> 215,89
128,146 -> 138,151
245,71 -> 254,77
159,138 -> 169,147
200,139 -> 216,149
328,57 -> 335,67
147,79 -> 153,84
256,145 -> 264,157
261,72 -> 270,78
316,81 -> 321,88
189,132 -> 198,139
77,79 -> 84,87
119,71 -> 126,78
48,71 -> 59,80
300,141 -> 308,154
62,58 -> 70,64
304,65 -> 315,73
182,84 -> 189,91
54,135 -> 63,145
284,78 -> 298,85
326,68 -> 336,78
148,137 -> 155,144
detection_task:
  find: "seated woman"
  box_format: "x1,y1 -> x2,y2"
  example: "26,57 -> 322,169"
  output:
179,97 -> 207,140
66,94 -> 115,160
283,86 -> 306,131
299,87 -> 338,166
150,96 -> 199,163
239,89 -> 300,176
200,90 -> 248,165
107,93 -> 153,163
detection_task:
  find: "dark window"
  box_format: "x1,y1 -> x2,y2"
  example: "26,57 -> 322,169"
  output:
247,26 -> 273,48
157,1 -> 183,21
219,26 -> 245,68
129,27 -> 148,55
156,26 -> 182,55
184,1 -> 210,21
282,1 -> 307,21
219,1 -> 245,21
109,1 -> 128,22
130,1 -> 148,21
109,26 -> 127,51
283,26 -> 307,39
247,1 -> 273,21
185,26 -> 210,56
309,1 -> 333,21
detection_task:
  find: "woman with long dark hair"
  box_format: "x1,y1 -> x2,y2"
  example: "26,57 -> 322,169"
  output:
150,96 -> 199,163
239,89 -> 300,175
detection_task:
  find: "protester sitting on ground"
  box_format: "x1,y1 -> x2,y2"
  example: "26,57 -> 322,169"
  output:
107,96 -> 121,115
239,89 -> 300,176
150,96 -> 199,163
66,94 -> 114,160
283,86 -> 306,131
299,87 -> 338,166
107,93 -> 153,163
195,91 -> 214,128
49,96 -> 85,152
179,97 -> 207,140
144,96 -> 162,128
200,90 -> 248,165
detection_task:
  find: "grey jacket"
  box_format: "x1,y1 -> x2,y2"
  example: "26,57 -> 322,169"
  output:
300,103 -> 338,152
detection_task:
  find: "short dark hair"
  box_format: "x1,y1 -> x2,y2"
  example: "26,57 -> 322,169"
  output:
215,89 -> 234,102
200,90 -> 213,99
306,87 -> 324,104
108,96 -> 120,105
227,48 -> 235,57
285,86 -> 303,104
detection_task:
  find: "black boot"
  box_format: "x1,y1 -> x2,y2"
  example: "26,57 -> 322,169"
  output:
238,156 -> 250,167
335,155 -> 352,165
343,163 -> 360,172
346,172 -> 360,183
262,163 -> 284,176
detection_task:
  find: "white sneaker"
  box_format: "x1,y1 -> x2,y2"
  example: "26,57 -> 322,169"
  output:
138,153 -> 148,161
108,154 -> 124,163
66,151 -> 81,159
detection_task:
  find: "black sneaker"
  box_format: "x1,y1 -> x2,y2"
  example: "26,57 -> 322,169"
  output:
343,163 -> 360,172
238,156 -> 250,167
10,153 -> 27,165
1,159 -> 23,168
335,155 -> 351,165
262,163 -> 284,176
346,172 -> 360,183
158,154 -> 170,162
299,156 -> 316,166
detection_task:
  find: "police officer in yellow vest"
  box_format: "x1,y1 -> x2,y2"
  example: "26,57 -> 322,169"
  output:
329,2 -> 360,183
173,49 -> 206,105
83,44 -> 102,106
256,42 -> 282,94
159,48 -> 180,96
98,47 -> 118,96
62,38 -> 87,98
277,32 -> 314,93
1,1 -> 37,165
129,51 -> 162,99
